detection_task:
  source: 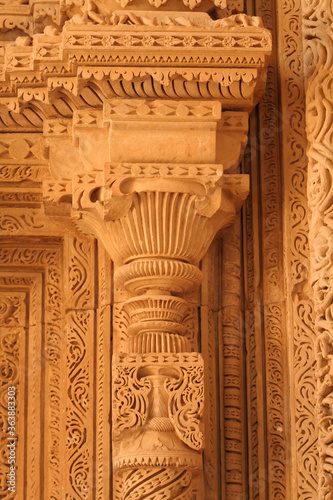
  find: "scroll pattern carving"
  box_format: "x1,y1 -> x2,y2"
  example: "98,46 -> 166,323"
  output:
0,242 -> 63,499
112,363 -> 151,432
278,0 -> 317,497
0,293 -> 24,498
302,0 -> 333,497
65,230 -> 98,500
68,236 -> 94,310
0,211 -> 44,233
66,310 -> 93,500
165,362 -> 204,451
0,165 -> 48,182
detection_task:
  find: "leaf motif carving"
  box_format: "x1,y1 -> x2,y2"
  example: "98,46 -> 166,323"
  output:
113,364 -> 151,432
165,363 -> 204,451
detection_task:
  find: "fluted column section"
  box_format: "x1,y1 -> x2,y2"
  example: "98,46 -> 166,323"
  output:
111,190 -> 208,498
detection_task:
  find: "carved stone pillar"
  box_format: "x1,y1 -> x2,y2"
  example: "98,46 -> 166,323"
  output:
46,98 -> 251,497
0,1 -> 271,496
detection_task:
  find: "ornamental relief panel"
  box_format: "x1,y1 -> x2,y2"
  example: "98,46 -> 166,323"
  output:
0,0 -> 320,498
302,0 -> 333,497
0,235 -> 112,499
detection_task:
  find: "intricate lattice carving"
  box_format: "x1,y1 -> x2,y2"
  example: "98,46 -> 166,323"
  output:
112,362 -> 151,432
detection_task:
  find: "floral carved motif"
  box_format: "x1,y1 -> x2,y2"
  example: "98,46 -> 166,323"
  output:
113,363 -> 151,432
0,293 -> 24,497
165,361 -> 204,451
277,0 -> 317,497
303,0 -> 333,497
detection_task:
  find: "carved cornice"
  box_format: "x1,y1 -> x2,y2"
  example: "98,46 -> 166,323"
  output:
0,10 -> 271,112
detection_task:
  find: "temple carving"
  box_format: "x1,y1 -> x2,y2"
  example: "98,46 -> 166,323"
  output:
0,0 -> 331,499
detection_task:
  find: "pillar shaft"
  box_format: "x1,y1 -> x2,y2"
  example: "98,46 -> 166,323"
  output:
65,98 -> 250,497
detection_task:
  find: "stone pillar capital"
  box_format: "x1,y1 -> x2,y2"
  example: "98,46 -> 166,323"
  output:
42,100 -> 249,267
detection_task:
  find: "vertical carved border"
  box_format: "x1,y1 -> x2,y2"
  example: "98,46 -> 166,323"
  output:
221,217 -> 247,499
246,0 -> 318,497
65,234 -> 96,499
96,245 -> 111,500
0,242 -> 63,500
243,128 -> 265,500
247,0 -> 287,497
201,217 -> 246,500
278,0 -> 318,497
66,309 -> 94,499
302,0 -> 333,497
201,241 -> 222,500
0,287 -> 27,500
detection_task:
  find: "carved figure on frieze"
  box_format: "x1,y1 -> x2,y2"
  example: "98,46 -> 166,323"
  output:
61,0 -> 233,15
